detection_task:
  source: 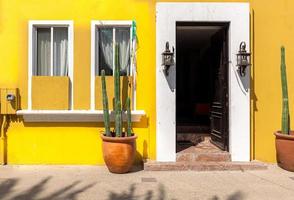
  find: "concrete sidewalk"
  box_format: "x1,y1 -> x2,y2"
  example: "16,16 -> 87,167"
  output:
0,164 -> 293,200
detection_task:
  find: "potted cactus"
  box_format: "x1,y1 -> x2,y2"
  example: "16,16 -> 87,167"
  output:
100,44 -> 137,174
274,46 -> 294,172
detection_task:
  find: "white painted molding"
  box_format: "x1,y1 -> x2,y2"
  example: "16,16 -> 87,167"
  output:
90,21 -> 96,110
156,3 -> 250,162
17,110 -> 146,122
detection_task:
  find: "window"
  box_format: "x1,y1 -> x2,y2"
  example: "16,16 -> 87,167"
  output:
34,26 -> 69,76
28,21 -> 73,110
91,21 -> 136,111
94,22 -> 132,76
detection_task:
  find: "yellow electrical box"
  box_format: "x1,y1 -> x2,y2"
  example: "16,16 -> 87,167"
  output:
0,88 -> 19,114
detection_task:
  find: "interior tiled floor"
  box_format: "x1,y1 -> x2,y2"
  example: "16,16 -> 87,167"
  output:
176,133 -> 224,154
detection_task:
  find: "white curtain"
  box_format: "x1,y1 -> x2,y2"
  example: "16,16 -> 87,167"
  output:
53,27 -> 68,76
116,28 -> 130,75
98,28 -> 113,75
37,28 -> 51,76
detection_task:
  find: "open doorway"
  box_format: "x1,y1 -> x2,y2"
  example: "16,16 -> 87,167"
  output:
176,22 -> 229,153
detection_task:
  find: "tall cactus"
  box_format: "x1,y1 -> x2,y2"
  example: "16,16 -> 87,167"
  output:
281,46 -> 290,135
102,43 -> 133,137
115,100 -> 122,137
126,96 -> 132,137
114,44 -> 122,137
101,70 -> 111,136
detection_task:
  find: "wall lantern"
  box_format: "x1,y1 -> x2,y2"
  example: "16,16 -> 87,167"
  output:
236,41 -> 251,77
162,42 -> 174,76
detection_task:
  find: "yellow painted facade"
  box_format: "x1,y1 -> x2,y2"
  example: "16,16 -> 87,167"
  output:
95,76 -> 133,110
0,0 -> 294,164
32,76 -> 70,110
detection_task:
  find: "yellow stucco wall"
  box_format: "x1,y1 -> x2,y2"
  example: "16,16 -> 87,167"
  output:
0,0 -> 156,164
250,0 -> 294,162
0,0 -> 294,164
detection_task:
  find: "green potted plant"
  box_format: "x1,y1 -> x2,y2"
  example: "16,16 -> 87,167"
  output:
274,46 -> 294,171
100,44 -> 137,174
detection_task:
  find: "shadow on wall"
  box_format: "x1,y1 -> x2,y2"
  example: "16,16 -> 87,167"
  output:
164,63 -> 176,92
234,68 -> 250,95
0,177 -> 96,200
131,140 -> 148,169
250,9 -> 257,161
251,75 -> 258,160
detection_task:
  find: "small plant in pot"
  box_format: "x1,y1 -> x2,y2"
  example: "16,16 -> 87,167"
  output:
274,46 -> 294,172
100,44 -> 137,174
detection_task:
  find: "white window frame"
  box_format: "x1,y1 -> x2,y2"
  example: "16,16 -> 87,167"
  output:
28,20 -> 74,110
91,20 -> 136,111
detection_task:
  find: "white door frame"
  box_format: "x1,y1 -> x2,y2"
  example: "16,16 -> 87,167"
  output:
156,3 -> 250,162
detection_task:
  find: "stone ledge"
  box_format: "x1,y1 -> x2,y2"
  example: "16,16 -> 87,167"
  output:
144,161 -> 268,171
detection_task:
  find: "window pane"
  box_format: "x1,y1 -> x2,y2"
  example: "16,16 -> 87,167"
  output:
116,28 -> 130,76
53,27 -> 68,76
98,28 -> 113,75
37,28 -> 51,76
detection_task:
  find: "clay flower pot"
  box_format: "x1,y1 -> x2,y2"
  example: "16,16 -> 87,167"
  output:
274,131 -> 294,172
101,134 -> 137,174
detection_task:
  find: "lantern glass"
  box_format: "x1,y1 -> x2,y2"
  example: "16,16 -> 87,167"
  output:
162,53 -> 174,66
237,54 -> 241,66
237,53 -> 250,66
166,55 -> 172,66
241,55 -> 248,66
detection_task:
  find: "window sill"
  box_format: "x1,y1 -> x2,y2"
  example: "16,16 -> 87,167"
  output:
17,110 -> 146,123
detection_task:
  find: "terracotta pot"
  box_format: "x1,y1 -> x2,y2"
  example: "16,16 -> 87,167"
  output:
101,134 -> 137,174
274,131 -> 294,171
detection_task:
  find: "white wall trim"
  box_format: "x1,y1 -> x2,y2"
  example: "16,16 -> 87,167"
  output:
28,22 -> 33,110
90,21 -> 96,110
156,3 -> 250,162
28,20 -> 74,110
90,20 -> 136,111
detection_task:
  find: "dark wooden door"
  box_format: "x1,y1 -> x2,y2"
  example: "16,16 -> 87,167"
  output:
210,27 -> 229,151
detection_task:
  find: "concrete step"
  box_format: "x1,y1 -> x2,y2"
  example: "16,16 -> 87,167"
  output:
176,152 -> 231,162
144,161 -> 268,171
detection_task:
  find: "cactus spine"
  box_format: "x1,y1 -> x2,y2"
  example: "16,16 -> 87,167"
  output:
101,70 -> 111,136
281,46 -> 290,135
127,96 -> 132,136
114,44 -> 122,137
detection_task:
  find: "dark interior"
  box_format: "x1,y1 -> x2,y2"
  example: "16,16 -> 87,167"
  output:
176,22 -> 227,134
